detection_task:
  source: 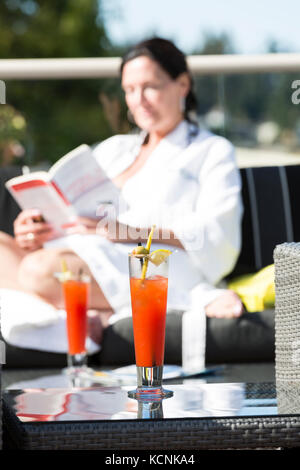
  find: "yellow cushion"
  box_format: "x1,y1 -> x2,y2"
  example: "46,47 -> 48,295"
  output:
228,264 -> 275,312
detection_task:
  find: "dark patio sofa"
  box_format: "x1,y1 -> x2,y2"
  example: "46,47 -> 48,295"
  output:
1,163 -> 298,368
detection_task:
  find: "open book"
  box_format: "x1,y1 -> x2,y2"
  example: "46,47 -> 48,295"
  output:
6,144 -> 120,236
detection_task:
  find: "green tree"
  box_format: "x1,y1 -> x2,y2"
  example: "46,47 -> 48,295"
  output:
0,0 -> 126,166
192,33 -> 300,148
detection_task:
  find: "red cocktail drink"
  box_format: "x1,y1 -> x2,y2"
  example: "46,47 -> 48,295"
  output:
128,252 -> 173,400
63,279 -> 89,356
55,267 -> 91,378
130,275 -> 168,367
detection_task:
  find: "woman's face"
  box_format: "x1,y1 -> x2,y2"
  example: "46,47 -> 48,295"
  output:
121,56 -> 190,136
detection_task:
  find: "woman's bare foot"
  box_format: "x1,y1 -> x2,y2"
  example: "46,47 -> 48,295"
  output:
205,290 -> 244,319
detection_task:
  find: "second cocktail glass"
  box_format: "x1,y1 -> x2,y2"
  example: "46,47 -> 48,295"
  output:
128,253 -> 173,400
63,273 -> 90,375
55,267 -> 91,379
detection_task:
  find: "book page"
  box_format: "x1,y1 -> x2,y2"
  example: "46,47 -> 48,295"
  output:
49,144 -> 120,218
7,179 -> 77,233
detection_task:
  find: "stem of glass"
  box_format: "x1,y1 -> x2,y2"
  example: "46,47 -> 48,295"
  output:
67,352 -> 87,372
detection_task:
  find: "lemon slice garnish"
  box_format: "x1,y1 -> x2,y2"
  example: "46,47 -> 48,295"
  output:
54,258 -> 73,282
148,249 -> 172,266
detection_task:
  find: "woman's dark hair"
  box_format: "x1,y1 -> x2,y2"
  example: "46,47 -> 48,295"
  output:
120,37 -> 198,124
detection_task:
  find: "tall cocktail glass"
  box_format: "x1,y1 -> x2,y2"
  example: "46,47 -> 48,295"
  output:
128,254 -> 173,400
59,273 -> 91,377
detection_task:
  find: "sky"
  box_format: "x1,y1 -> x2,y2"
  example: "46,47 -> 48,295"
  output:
101,0 -> 300,55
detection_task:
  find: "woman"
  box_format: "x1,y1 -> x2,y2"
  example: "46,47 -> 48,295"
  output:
0,38 -> 243,361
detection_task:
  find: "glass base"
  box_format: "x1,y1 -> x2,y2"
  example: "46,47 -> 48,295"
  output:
128,387 -> 173,401
63,352 -> 92,376
127,365 -> 174,401
62,353 -> 94,387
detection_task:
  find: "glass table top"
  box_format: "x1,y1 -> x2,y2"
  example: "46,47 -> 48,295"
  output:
4,381 -> 285,423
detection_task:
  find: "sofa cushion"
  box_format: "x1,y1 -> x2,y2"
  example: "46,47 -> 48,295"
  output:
232,165 -> 300,277
2,309 -> 275,368
0,332 -> 99,369
98,309 -> 275,366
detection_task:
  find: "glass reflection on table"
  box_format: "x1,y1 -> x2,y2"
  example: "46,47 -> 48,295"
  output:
3,381 -> 280,424
137,400 -> 164,420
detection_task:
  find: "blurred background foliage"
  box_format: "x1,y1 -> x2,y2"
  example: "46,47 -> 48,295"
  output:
0,0 -> 299,168
0,0 -> 130,167
192,35 -> 300,150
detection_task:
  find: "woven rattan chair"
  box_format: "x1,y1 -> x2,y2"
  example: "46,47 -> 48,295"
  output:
274,242 -> 300,383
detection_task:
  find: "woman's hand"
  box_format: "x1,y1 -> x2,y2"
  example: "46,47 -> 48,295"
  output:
205,290 -> 244,319
14,209 -> 56,251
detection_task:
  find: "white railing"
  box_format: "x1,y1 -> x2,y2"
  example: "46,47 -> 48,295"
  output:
0,53 -> 300,79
